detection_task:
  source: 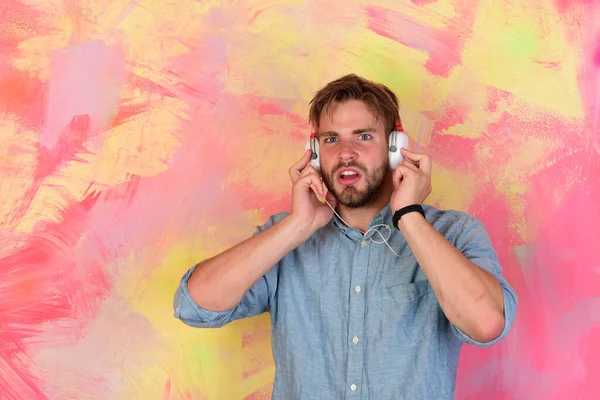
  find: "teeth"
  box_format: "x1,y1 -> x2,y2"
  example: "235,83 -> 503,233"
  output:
341,171 -> 357,177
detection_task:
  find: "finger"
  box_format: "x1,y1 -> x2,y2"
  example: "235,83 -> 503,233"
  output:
300,164 -> 319,177
420,154 -> 432,176
301,166 -> 324,198
401,158 -> 420,173
393,165 -> 411,187
401,148 -> 432,175
289,149 -> 313,182
297,172 -> 324,197
400,148 -> 423,166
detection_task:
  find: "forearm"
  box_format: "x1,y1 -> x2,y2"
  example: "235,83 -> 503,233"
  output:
397,212 -> 505,342
187,215 -> 309,312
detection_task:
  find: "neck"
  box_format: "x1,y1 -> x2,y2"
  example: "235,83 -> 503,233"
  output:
335,173 -> 394,232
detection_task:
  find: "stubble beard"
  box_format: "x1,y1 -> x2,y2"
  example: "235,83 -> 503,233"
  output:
322,160 -> 388,208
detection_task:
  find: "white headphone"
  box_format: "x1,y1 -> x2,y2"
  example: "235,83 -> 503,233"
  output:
302,122 -> 410,258
305,123 -> 409,173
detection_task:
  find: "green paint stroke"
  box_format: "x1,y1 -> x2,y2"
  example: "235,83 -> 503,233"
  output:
359,45 -> 420,96
504,26 -> 539,59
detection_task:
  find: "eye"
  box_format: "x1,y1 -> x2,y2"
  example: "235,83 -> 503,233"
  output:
358,134 -> 372,140
324,137 -> 338,143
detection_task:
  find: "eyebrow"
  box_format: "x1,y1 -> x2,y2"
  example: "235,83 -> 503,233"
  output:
319,127 -> 377,137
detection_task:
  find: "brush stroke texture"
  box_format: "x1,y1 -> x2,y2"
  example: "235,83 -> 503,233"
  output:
0,0 -> 599,399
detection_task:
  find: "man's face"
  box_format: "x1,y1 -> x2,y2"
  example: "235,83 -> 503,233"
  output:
318,100 -> 389,208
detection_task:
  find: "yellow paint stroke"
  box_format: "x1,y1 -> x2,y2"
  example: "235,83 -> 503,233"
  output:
473,122 -> 565,242
10,1 -> 72,80
0,114 -> 38,230
428,164 -> 479,211
120,209 -> 275,399
462,0 -> 583,118
434,68 -> 510,139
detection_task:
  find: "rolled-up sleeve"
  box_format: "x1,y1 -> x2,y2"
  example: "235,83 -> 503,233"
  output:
450,216 -> 518,347
173,213 -> 284,328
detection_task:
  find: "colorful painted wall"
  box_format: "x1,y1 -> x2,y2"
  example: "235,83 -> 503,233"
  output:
1,0 -> 599,399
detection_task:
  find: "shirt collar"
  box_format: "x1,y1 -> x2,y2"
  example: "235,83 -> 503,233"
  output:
331,202 -> 395,239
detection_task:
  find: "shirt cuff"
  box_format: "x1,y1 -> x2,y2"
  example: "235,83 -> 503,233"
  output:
173,263 -> 234,327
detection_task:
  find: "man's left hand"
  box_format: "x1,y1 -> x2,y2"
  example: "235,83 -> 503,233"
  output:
391,148 -> 432,211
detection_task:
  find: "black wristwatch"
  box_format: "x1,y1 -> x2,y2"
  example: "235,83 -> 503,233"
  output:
392,204 -> 425,229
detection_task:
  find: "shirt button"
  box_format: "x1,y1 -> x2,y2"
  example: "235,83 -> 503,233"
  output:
354,285 -> 361,294
352,336 -> 359,344
351,384 -> 357,391
360,240 -> 367,247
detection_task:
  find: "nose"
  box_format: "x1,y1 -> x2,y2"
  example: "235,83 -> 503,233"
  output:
337,140 -> 358,164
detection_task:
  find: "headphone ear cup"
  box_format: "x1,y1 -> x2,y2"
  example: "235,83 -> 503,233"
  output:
388,131 -> 409,170
305,139 -> 321,173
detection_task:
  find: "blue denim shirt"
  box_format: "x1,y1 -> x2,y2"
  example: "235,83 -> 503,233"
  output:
173,203 -> 518,399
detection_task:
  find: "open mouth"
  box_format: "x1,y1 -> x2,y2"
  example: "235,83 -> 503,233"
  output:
337,168 -> 361,185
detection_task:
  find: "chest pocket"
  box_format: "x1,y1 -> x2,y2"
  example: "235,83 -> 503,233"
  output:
382,258 -> 439,346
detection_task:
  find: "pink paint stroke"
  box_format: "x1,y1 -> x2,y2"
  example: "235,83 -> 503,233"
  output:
555,0 -> 599,13
454,91 -> 600,400
580,5 -> 600,141
518,151 -> 600,398
72,33 -> 232,281
6,115 -> 94,230
0,1 -> 49,130
6,40 -> 126,230
411,0 -> 438,5
258,99 -> 308,140
0,192 -> 112,399
364,2 -> 479,77
456,185 -> 525,399
41,39 -> 126,150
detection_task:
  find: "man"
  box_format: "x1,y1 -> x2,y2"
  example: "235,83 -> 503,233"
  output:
173,74 -> 518,399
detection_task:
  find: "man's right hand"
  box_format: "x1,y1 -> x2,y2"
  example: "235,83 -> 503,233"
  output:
287,149 -> 337,238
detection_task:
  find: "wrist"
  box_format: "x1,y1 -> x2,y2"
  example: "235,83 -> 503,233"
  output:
396,210 -> 426,229
284,213 -> 315,244
393,204 -> 426,230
